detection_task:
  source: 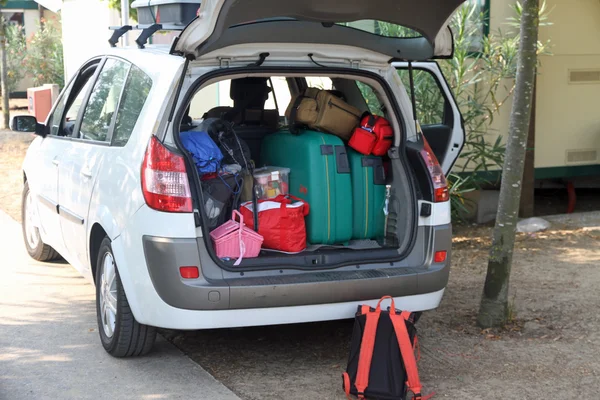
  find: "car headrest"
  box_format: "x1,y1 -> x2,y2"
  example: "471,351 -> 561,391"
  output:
230,77 -> 272,109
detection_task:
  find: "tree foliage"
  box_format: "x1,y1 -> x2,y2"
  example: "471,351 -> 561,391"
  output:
4,23 -> 26,94
107,0 -> 138,21
22,17 -> 65,88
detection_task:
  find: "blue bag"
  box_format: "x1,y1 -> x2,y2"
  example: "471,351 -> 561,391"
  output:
180,130 -> 223,174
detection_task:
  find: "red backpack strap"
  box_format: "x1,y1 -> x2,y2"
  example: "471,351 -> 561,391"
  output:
389,311 -> 434,400
353,304 -> 381,399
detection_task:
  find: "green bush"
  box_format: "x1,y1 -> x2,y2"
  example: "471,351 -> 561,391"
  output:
23,17 -> 65,89
4,23 -> 27,94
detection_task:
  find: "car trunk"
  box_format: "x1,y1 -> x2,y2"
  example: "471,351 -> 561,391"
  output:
174,68 -> 419,272
172,0 -> 467,60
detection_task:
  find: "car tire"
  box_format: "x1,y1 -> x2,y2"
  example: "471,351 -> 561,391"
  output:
96,237 -> 157,357
21,181 -> 59,261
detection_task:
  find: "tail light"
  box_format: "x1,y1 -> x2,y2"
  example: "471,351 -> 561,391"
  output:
419,137 -> 449,203
141,136 -> 193,213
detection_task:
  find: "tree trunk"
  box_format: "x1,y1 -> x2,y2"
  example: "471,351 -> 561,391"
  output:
477,0 -> 540,328
519,79 -> 537,218
0,17 -> 9,129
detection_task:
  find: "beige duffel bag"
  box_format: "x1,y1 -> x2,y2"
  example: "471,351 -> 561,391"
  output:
285,88 -> 361,140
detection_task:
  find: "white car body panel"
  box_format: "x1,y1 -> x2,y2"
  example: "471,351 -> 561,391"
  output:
22,44 -> 456,330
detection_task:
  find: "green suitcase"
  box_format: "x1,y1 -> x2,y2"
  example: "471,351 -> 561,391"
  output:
347,149 -> 387,240
261,129 -> 353,245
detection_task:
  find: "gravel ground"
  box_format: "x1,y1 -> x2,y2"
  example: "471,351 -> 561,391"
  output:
164,216 -> 600,400
0,131 -> 35,223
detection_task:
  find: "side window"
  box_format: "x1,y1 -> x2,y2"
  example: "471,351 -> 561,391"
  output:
48,79 -> 75,136
188,76 -> 290,120
356,81 -> 384,116
79,58 -> 130,142
264,77 -> 291,116
397,69 -> 449,126
305,77 -> 333,90
112,65 -> 153,147
65,78 -> 94,126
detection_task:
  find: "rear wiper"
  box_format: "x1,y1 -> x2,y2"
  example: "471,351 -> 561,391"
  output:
247,52 -> 270,67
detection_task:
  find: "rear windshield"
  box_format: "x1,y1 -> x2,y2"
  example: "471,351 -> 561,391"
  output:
233,18 -> 422,38
336,20 -> 422,38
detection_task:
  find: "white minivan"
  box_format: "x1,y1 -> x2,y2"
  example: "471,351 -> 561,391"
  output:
14,0 -> 466,356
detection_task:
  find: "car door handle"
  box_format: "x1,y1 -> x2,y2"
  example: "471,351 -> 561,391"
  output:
81,167 -> 92,178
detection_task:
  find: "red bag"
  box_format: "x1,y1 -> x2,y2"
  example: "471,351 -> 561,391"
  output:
348,115 -> 394,156
240,195 -> 309,253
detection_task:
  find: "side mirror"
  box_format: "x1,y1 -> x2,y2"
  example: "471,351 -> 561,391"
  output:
9,115 -> 48,137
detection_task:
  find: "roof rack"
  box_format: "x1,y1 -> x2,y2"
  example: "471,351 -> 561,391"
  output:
108,24 -> 185,49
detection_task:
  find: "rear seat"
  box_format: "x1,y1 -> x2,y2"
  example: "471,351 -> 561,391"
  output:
203,78 -> 280,164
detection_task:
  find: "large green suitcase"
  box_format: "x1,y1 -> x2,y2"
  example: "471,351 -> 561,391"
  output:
347,149 -> 387,240
261,129 -> 353,245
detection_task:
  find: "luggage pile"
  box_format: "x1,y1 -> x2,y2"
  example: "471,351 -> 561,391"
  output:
264,88 -> 395,244
182,86 -> 396,264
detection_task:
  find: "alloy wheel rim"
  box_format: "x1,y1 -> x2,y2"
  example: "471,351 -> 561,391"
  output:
99,252 -> 118,338
25,191 -> 40,249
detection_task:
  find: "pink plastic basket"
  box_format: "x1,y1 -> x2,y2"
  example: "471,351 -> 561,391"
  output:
210,210 -> 263,265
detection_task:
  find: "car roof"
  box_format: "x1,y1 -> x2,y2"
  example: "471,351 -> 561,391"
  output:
100,45 -> 185,81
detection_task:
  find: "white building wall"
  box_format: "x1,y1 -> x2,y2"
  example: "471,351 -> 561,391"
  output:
61,0 -> 117,81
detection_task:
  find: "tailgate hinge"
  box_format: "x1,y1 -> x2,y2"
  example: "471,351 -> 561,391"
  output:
350,60 -> 360,69
219,57 -> 232,68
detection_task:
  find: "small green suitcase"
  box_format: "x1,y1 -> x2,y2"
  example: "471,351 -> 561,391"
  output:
347,149 -> 387,240
261,129 -> 353,245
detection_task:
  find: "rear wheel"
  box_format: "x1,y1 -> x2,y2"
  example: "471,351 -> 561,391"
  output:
96,237 -> 156,357
21,182 -> 59,261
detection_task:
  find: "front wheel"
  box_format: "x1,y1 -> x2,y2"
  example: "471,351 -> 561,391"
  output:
21,182 -> 59,261
96,237 -> 156,357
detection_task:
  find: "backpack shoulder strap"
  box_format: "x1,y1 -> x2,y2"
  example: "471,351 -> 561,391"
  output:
353,305 -> 381,399
389,312 -> 434,400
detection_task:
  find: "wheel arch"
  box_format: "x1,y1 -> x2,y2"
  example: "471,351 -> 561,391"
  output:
89,223 -> 108,285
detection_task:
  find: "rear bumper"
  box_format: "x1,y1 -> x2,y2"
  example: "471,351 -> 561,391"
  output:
142,223 -> 451,311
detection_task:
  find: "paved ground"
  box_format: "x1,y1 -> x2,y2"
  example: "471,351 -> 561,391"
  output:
0,210 -> 240,400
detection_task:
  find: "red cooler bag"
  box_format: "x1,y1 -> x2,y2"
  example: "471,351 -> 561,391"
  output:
240,195 -> 309,253
349,115 -> 394,156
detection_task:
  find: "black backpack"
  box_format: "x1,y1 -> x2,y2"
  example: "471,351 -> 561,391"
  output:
343,296 -> 432,400
201,118 -> 251,169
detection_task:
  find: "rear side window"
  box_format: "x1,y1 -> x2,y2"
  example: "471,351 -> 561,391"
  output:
112,65 -> 153,147
397,69 -> 447,126
356,81 -> 384,116
79,58 -> 130,142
